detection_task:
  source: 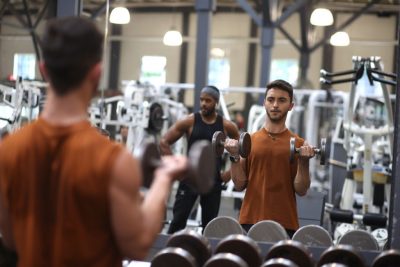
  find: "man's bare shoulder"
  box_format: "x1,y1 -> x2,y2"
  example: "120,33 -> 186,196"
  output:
111,148 -> 141,189
175,113 -> 195,129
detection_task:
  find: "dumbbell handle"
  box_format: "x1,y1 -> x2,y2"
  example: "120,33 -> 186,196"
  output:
294,147 -> 321,154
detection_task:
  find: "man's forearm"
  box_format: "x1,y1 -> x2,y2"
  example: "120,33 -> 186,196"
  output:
230,160 -> 247,191
294,159 -> 310,196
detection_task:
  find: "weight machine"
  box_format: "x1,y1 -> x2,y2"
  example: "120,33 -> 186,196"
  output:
321,57 -> 396,245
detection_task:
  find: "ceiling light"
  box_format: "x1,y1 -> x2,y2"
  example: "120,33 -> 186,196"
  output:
211,48 -> 225,57
109,7 -> 130,24
310,8 -> 334,26
330,31 -> 350,46
163,29 -> 182,46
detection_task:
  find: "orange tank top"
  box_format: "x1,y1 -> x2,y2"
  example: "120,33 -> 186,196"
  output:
0,118 -> 124,267
239,128 -> 304,231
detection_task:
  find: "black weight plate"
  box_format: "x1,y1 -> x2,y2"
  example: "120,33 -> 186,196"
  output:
212,131 -> 225,156
167,229 -> 212,267
238,132 -> 251,158
317,245 -> 365,267
266,240 -> 314,267
215,234 -> 262,267
137,142 -> 160,188
147,102 -> 164,133
187,140 -> 215,194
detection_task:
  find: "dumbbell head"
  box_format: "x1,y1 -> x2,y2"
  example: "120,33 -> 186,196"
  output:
215,234 -> 262,267
136,142 -> 161,188
185,140 -> 215,194
320,138 -> 326,165
151,247 -> 196,267
212,131 -> 252,158
317,245 -> 365,267
166,229 -> 212,267
372,249 -> 400,267
212,131 -> 226,156
204,253 -> 249,267
238,132 -> 251,158
136,140 -> 215,194
263,258 -> 299,267
265,240 -> 314,267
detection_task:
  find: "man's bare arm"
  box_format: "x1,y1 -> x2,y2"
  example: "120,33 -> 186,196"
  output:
159,115 -> 193,155
109,149 -> 186,260
293,141 -> 314,196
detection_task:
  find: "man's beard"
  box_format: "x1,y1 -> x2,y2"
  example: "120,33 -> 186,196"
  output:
201,106 -> 215,117
266,109 -> 288,123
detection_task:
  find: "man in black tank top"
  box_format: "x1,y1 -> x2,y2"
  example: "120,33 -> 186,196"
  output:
160,86 -> 240,234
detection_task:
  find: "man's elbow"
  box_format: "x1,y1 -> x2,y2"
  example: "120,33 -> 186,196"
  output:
295,184 -> 309,196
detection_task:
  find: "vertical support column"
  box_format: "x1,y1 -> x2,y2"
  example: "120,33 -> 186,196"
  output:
56,0 -> 81,17
194,0 -> 215,112
258,0 -> 275,103
388,14 -> 400,250
259,26 -> 274,100
179,11 -> 190,84
297,5 -> 311,88
108,24 -> 121,90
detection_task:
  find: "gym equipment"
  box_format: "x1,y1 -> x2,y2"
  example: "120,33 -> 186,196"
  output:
317,244 -> 365,267
212,131 -> 251,158
329,208 -> 387,227
166,229 -> 212,267
203,216 -> 245,238
265,240 -> 314,267
247,220 -> 289,242
337,229 -> 379,251
215,234 -> 262,267
292,225 -> 333,247
147,102 -> 165,133
262,258 -> 299,267
372,249 -> 400,267
151,247 -> 196,267
289,137 -> 327,165
136,140 -> 215,194
204,253 -> 249,267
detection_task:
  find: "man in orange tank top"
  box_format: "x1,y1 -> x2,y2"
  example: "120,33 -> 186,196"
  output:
225,79 -> 316,238
0,17 -> 187,267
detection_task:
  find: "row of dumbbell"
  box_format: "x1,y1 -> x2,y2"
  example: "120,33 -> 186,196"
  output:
149,229 -> 400,267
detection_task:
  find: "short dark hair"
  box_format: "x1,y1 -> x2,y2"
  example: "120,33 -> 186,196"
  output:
200,85 -> 220,102
39,16 -> 103,96
265,79 -> 294,103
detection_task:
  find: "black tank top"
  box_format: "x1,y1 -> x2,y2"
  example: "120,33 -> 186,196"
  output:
188,112 -> 224,183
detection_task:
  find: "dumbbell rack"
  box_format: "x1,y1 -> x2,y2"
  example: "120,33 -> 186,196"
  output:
146,233 -> 380,266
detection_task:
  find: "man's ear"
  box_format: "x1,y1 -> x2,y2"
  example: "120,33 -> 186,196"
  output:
289,102 -> 294,111
88,63 -> 102,83
39,62 -> 49,81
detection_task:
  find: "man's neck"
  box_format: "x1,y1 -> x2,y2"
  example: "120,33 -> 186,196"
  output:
264,121 -> 287,134
41,89 -> 89,125
200,111 -> 218,124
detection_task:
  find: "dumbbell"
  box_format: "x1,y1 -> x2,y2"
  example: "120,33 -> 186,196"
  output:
265,240 -> 314,267
372,249 -> 400,267
166,229 -> 212,267
289,137 -> 327,165
215,234 -> 262,267
136,140 -> 215,194
212,131 -> 251,158
151,247 -> 196,267
317,244 -> 365,267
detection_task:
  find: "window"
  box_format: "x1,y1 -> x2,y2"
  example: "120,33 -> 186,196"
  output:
140,56 -> 166,86
270,59 -> 298,85
208,48 -> 230,89
13,53 -> 36,80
